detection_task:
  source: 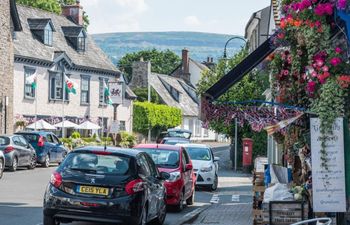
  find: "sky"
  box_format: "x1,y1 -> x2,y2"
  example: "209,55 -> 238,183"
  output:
80,0 -> 270,35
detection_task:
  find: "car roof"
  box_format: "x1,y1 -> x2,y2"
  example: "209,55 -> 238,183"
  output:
176,143 -> 209,148
167,128 -> 192,133
134,144 -> 182,151
73,146 -> 142,157
15,131 -> 53,135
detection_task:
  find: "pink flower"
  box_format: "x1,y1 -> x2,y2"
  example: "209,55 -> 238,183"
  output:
330,57 -> 342,66
335,47 -> 342,54
315,20 -> 322,27
314,4 -> 325,16
311,71 -> 318,77
307,81 -> 316,93
338,0 -> 347,10
315,59 -> 324,67
282,70 -> 289,76
322,65 -> 329,72
302,0 -> 312,8
324,3 -> 334,15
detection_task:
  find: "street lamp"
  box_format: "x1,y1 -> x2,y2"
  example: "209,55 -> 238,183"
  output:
222,36 -> 247,172
223,36 -> 247,59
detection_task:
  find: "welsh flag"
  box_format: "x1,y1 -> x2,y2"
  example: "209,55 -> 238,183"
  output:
65,75 -> 77,94
25,73 -> 37,89
103,80 -> 113,105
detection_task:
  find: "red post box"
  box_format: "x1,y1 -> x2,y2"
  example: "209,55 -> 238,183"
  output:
242,138 -> 253,166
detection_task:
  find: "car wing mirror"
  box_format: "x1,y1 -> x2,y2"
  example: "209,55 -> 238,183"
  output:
159,171 -> 170,180
214,157 -> 220,162
185,164 -> 193,171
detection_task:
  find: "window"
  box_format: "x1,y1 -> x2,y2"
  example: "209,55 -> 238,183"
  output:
24,67 -> 36,99
119,121 -> 126,131
46,135 -> 54,143
144,153 -> 158,177
195,119 -> 202,137
138,154 -> 151,177
188,118 -> 194,133
77,31 -> 86,51
49,72 -> 68,101
159,77 -> 180,102
81,76 -> 90,104
44,23 -> 53,46
18,136 -> 29,147
99,78 -> 109,105
178,81 -> 198,103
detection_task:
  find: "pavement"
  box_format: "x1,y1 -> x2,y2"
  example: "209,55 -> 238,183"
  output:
0,144 -> 253,225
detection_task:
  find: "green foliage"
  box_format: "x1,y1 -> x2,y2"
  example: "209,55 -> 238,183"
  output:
70,131 -> 81,139
132,87 -> 162,103
119,132 -> 137,148
118,49 -> 181,81
133,102 -> 182,135
17,0 -> 89,30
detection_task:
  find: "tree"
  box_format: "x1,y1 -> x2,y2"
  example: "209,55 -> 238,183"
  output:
132,87 -> 162,103
17,0 -> 90,30
197,48 -> 269,166
118,49 -> 181,82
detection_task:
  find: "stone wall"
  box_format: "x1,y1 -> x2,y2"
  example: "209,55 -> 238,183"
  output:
0,0 -> 14,134
129,61 -> 151,89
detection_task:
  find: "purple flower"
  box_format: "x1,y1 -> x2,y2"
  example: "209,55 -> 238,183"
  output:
338,0 -> 347,10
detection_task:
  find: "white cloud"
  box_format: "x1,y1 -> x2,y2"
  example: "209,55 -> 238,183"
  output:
184,16 -> 201,27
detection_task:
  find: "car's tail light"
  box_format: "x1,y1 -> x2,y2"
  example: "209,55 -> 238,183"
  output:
50,172 -> 62,188
38,136 -> 44,147
125,179 -> 144,195
4,146 -> 14,154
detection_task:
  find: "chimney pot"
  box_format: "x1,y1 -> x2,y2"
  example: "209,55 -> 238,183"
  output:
61,1 -> 84,26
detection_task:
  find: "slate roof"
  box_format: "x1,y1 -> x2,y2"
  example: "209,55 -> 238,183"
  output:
27,18 -> 55,31
61,26 -> 84,37
149,73 -> 198,116
14,5 -> 119,75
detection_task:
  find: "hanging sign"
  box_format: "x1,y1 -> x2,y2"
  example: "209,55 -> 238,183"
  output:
311,117 -> 346,212
109,82 -> 124,105
109,121 -> 119,134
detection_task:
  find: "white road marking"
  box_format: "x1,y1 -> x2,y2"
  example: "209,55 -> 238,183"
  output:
210,194 -> 220,204
231,194 -> 240,202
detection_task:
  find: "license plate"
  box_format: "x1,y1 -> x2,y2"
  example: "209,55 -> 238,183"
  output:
77,185 -> 109,196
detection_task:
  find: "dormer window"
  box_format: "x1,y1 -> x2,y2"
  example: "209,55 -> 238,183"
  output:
28,18 -> 55,46
62,26 -> 86,52
159,77 -> 181,102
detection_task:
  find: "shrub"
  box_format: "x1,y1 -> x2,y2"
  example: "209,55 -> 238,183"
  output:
120,131 -> 137,148
71,131 -> 81,139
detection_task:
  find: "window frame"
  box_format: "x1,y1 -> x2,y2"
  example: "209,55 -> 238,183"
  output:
49,72 -> 69,102
24,66 -> 36,99
80,75 -> 90,105
43,23 -> 53,46
76,30 -> 86,52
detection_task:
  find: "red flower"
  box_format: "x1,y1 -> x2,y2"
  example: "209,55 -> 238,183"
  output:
277,32 -> 285,39
280,19 -> 287,29
294,20 -> 302,27
307,81 -> 316,93
337,75 -> 350,88
315,20 -> 322,27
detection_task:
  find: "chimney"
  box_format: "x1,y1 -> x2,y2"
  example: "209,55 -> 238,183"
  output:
182,48 -> 190,75
129,60 -> 151,89
61,0 -> 84,26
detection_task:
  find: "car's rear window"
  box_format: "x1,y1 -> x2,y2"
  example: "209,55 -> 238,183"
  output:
59,152 -> 131,176
164,139 -> 190,145
0,137 -> 10,146
17,134 -> 38,142
136,148 -> 179,169
186,147 -> 211,161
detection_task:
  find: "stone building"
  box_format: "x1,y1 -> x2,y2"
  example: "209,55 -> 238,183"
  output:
12,2 -> 136,136
0,0 -> 22,134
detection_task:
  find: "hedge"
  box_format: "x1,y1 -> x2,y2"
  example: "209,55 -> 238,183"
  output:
133,101 -> 182,134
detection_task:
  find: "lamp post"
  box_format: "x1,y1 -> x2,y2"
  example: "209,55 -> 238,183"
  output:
222,36 -> 247,172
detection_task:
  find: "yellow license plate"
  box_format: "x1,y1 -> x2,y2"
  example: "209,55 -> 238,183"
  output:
78,186 -> 109,196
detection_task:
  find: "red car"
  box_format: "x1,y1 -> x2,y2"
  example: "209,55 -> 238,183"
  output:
134,144 -> 196,211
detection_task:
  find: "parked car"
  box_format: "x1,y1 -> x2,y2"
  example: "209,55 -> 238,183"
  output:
178,144 -> 219,191
0,135 -> 36,171
43,146 -> 169,225
0,150 -> 4,179
15,131 -> 67,167
157,129 -> 192,145
134,144 -> 196,211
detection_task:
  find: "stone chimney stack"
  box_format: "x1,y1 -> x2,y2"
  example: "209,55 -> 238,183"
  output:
182,48 -> 190,75
61,0 -> 84,26
129,60 -> 151,89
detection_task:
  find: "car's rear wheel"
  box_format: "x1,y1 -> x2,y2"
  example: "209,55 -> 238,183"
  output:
0,158 -> 4,179
9,157 -> 18,172
43,154 -> 50,168
175,191 -> 185,212
210,174 -> 218,191
28,154 -> 36,170
43,215 -> 60,225
186,189 -> 195,205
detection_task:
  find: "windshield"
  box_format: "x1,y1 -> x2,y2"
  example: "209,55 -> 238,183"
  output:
59,152 -> 131,175
186,147 -> 211,161
167,131 -> 191,139
164,139 -> 190,145
0,137 -> 9,146
136,148 -> 179,169
18,133 -> 38,143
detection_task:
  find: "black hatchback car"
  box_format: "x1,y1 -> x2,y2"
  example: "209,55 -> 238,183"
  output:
43,146 -> 169,225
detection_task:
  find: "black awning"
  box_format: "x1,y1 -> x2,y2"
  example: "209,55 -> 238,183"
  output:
205,37 -> 276,100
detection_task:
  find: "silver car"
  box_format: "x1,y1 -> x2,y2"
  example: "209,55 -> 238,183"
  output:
0,150 -> 4,179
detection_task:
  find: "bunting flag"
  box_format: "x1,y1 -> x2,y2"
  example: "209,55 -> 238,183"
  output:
103,80 -> 113,105
25,73 -> 37,89
264,113 -> 304,135
65,75 -> 77,94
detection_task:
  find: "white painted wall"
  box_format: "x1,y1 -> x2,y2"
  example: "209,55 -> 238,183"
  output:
13,63 -> 133,134
189,61 -> 204,86
180,116 -> 216,141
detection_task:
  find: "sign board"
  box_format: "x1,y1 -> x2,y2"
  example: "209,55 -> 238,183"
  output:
109,121 -> 119,134
311,117 -> 346,212
109,82 -> 124,105
255,157 -> 268,173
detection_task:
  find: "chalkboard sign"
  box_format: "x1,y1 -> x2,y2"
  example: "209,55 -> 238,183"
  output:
265,201 -> 307,225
